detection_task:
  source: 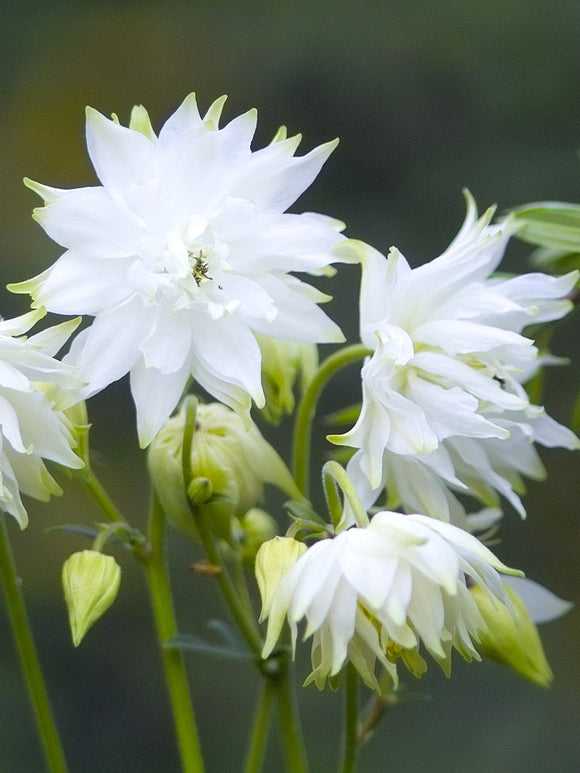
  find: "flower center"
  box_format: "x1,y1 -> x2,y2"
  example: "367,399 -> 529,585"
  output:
188,249 -> 213,286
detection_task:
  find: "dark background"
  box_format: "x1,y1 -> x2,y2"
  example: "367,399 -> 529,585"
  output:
0,1 -> 579,771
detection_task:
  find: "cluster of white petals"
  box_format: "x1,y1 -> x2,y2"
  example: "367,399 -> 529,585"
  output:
332,193 -> 579,525
13,95 -> 346,446
261,511 -> 520,690
0,311 -> 83,527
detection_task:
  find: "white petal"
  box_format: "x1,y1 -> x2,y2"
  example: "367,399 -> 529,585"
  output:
32,187 -> 142,257
130,358 -> 191,447
502,576 -> 573,623
86,107 -> 156,192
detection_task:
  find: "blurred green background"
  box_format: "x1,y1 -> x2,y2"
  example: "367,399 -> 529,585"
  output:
1,1 -> 579,770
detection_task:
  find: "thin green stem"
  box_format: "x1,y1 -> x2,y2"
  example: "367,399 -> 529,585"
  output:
139,493 -> 205,773
244,681 -> 274,773
274,655 -> 309,773
293,345 -> 370,497
77,466 -> 124,523
0,515 -> 68,773
322,462 -> 369,530
339,664 -> 359,773
181,398 -> 263,656
231,552 -> 257,624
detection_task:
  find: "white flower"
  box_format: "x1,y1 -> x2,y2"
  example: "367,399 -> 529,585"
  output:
0,310 -> 84,527
13,94 -> 346,446
331,192 -> 579,525
261,510 -> 521,691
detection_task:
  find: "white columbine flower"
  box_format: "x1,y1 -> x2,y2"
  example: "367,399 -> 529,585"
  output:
331,192 -> 579,525
13,94 -> 346,446
261,510 -> 521,691
0,310 -> 84,527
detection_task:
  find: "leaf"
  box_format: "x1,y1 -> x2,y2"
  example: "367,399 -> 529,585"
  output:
512,202 -> 580,252
284,499 -> 326,526
164,633 -> 255,661
45,524 -> 100,540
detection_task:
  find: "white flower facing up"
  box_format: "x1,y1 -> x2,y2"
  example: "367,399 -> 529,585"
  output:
13,94 -> 346,446
260,510 -> 521,691
0,310 -> 83,527
331,192 -> 579,525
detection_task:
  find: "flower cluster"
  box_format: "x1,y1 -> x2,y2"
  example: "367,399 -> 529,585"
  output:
332,193 -> 579,527
0,310 -> 83,527
260,511 -> 522,690
3,93 -> 576,711
12,94 -> 345,446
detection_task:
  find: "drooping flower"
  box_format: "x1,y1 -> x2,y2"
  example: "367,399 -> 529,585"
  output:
13,95 -> 346,446
331,192 -> 579,525
260,510 -> 521,691
0,310 -> 84,527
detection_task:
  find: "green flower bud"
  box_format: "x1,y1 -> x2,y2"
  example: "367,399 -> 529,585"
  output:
256,335 -> 318,424
471,584 -> 554,688
62,550 -> 121,647
233,508 -> 279,562
256,536 -> 307,621
148,399 -> 303,542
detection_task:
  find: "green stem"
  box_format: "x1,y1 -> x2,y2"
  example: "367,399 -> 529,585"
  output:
139,494 -> 205,773
77,466 -> 124,523
274,655 -> 309,773
293,345 -> 370,497
0,515 -> 68,773
181,398 -> 263,656
244,681 -> 274,773
321,462 -> 369,530
339,664 -> 359,773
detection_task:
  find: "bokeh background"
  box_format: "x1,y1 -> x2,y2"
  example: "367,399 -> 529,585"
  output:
1,1 -> 579,771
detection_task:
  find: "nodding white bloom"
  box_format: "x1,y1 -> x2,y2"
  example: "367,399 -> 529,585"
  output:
0,310 -> 84,527
331,193 -> 579,525
261,511 -> 521,691
13,94 -> 345,446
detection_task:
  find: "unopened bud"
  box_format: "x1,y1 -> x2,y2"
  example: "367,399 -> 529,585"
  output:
471,584 -> 554,688
255,536 -> 307,621
235,508 -> 278,561
148,398 -> 302,542
256,335 -> 318,424
62,550 -> 121,647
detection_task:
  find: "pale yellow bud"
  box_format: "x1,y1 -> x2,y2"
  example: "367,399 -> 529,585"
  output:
148,398 -> 302,542
62,550 -> 121,647
471,584 -> 554,688
256,335 -> 318,424
255,536 -> 307,621
235,508 -> 278,561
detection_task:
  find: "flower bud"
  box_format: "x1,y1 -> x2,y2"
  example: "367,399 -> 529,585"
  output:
233,508 -> 278,562
256,536 -> 307,620
62,550 -> 121,647
471,584 -> 553,687
148,398 -> 302,542
256,335 -> 318,424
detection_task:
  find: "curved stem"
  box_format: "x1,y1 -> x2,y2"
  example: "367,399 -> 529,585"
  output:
0,515 -> 68,773
339,664 -> 359,773
322,462 -> 369,530
244,681 -> 274,773
293,345 -> 370,497
139,493 -> 205,773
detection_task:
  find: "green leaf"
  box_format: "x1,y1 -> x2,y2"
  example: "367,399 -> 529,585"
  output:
45,524 -> 100,540
512,202 -> 580,252
164,633 -> 255,661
